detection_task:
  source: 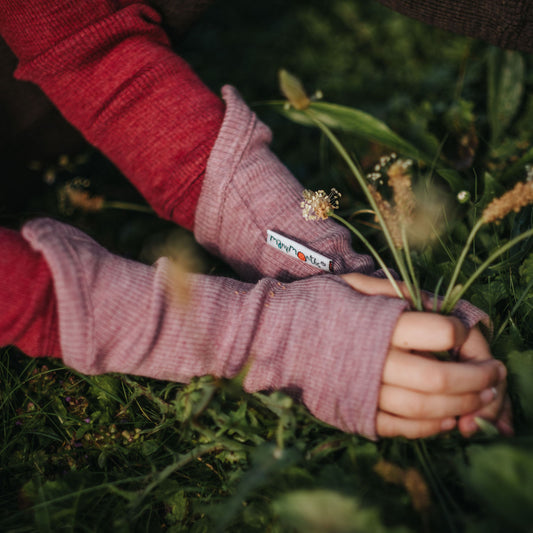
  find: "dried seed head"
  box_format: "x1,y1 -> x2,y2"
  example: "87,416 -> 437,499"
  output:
482,180 -> 533,224
145,230 -> 205,309
368,185 -> 403,249
301,188 -> 341,220
387,159 -> 415,223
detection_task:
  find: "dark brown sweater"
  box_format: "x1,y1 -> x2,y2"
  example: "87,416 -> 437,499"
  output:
376,0 -> 533,53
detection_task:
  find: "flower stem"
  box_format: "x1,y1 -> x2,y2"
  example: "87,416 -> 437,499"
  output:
441,218 -> 484,310
306,109 -> 418,302
401,225 -> 423,310
330,213 -> 404,299
442,226 -> 533,313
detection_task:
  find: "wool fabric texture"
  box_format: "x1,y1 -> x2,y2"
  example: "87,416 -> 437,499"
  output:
22,217 -> 409,438
376,0 -> 533,53
0,228 -> 60,357
0,0 -> 224,230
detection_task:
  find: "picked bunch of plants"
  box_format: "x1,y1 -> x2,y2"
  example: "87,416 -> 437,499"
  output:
279,69 -> 533,318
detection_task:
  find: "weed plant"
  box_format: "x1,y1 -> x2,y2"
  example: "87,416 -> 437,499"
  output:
2,1 -> 533,531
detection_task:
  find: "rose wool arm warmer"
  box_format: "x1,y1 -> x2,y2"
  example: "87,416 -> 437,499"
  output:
22,218 -> 409,438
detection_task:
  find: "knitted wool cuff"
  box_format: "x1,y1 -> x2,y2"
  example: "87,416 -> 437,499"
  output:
22,218 -> 408,438
195,85 -> 375,282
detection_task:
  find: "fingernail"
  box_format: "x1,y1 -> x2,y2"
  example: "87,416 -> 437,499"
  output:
480,387 -> 497,404
441,418 -> 456,431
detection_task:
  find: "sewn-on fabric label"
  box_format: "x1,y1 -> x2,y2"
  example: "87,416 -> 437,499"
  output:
266,230 -> 333,272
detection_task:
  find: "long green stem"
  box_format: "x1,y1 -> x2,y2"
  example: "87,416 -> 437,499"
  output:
493,276 -> 533,343
442,218 -> 484,307
306,109 -> 417,301
330,213 -> 404,299
415,442 -> 462,531
441,226 -> 533,313
401,224 -> 423,310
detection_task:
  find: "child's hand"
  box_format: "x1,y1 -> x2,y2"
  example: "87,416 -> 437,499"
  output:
379,312 -> 509,438
342,273 -> 512,439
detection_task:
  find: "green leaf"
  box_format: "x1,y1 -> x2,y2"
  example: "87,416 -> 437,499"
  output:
267,100 -> 463,190
478,171 -> 505,210
141,439 -> 160,456
507,350 -> 533,423
487,48 -> 525,145
519,252 -> 533,286
273,489 -> 410,533
465,444 -> 533,531
210,444 -> 300,532
280,101 -> 426,160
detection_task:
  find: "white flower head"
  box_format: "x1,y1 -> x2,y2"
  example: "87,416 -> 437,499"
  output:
301,188 -> 341,220
457,190 -> 471,204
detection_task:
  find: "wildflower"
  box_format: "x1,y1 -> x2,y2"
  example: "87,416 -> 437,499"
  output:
59,179 -> 104,213
457,190 -> 471,204
366,172 -> 383,184
482,180 -> 533,223
301,188 -> 341,220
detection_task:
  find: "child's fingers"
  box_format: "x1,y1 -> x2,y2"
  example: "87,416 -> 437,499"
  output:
458,327 -> 503,368
458,385 -> 513,437
376,411 -> 456,439
340,272 -> 410,299
391,312 -> 468,352
340,273 -> 433,309
378,383 -> 496,419
383,349 -> 502,395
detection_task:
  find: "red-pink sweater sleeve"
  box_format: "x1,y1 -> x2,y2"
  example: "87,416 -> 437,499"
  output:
0,0 -> 224,230
0,228 -> 61,358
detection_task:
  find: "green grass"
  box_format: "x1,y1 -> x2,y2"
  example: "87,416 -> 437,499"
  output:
2,1 -> 533,531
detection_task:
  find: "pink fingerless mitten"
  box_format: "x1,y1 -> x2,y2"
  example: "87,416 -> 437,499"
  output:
194,86 -> 375,282
23,218 -> 407,438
